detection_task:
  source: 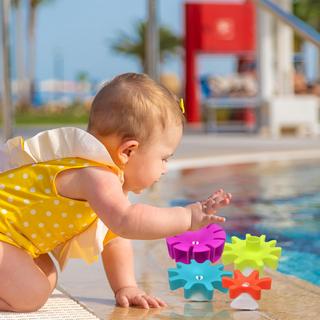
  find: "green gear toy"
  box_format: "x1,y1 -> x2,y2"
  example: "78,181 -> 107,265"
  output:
222,234 -> 282,273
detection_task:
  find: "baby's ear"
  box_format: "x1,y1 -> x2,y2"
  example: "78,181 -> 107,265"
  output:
118,140 -> 139,165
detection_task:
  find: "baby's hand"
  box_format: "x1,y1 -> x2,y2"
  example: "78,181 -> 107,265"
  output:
115,286 -> 167,309
201,189 -> 232,214
187,189 -> 232,230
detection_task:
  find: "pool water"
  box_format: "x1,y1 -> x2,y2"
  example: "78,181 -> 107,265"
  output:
155,160 -> 320,286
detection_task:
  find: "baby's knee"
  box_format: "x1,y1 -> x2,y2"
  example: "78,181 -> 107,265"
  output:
10,281 -> 51,312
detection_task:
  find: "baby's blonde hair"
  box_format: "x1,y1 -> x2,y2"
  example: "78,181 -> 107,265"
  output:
88,73 -> 184,144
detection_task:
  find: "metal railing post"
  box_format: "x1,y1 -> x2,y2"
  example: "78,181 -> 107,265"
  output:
1,0 -> 14,140
146,0 -> 159,82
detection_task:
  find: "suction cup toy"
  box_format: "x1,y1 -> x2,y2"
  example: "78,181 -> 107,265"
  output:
222,270 -> 272,310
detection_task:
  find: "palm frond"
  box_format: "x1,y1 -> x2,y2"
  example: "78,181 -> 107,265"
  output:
111,20 -> 182,68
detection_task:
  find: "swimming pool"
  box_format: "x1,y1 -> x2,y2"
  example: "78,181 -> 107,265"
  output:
155,159 -> 320,286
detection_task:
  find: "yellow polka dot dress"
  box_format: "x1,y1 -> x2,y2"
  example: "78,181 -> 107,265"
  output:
0,157 -> 115,258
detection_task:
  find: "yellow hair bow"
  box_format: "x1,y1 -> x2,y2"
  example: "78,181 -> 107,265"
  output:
179,98 -> 185,114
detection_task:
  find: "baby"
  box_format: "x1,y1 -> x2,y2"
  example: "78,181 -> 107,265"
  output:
0,73 -> 231,312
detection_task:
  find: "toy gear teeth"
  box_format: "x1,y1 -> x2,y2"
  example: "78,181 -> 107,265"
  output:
168,260 -> 232,300
222,234 -> 282,273
166,224 -> 226,264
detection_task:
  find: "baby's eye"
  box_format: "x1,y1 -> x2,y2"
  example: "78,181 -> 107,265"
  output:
162,158 -> 169,163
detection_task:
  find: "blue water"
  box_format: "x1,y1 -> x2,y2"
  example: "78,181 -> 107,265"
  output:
164,160 -> 320,285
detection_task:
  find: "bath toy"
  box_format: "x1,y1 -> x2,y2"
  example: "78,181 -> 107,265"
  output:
222,270 -> 272,310
166,224 -> 226,264
222,234 -> 282,273
168,260 -> 232,301
221,234 -> 280,310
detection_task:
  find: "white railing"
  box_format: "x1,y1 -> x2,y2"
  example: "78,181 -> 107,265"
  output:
252,0 -> 320,47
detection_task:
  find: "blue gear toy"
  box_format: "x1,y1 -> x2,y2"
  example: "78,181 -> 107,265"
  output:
168,260 -> 232,300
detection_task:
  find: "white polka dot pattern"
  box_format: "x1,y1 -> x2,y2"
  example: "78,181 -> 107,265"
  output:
0,158 -> 108,258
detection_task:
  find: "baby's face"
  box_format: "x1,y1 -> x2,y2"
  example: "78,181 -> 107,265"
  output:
122,124 -> 183,194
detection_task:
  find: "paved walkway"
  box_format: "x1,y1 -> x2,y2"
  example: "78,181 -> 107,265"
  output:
172,131 -> 320,169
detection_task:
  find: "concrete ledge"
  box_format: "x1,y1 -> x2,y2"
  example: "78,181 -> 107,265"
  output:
260,270 -> 320,320
169,149 -> 320,170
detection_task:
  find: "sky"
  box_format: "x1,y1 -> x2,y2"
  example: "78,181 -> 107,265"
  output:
36,0 -> 183,82
2,0 -> 244,85
33,0 -> 237,83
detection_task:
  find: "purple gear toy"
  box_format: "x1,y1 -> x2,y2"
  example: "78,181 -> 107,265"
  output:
166,224 -> 226,264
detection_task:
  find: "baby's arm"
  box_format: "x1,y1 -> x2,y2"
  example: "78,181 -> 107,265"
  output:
102,237 -> 166,308
78,167 -> 230,239
57,166 -> 231,239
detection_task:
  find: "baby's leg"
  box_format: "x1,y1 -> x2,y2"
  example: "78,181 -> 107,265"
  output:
0,241 -> 57,312
34,252 -> 58,294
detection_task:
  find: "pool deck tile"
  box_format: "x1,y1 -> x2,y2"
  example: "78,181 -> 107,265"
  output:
0,288 -> 99,320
